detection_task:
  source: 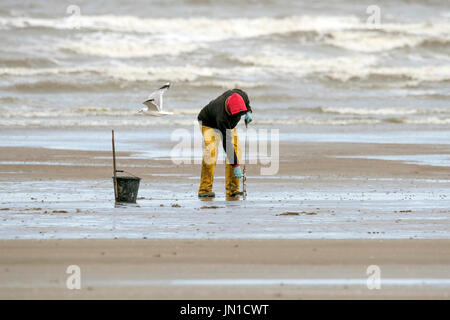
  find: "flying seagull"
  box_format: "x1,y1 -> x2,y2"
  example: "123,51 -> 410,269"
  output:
138,82 -> 173,116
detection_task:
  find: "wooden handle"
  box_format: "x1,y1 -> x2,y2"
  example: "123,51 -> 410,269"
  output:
112,130 -> 118,201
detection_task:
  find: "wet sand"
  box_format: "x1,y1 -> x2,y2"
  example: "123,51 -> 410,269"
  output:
0,140 -> 449,299
0,141 -> 449,239
0,140 -> 448,181
1,239 -> 449,299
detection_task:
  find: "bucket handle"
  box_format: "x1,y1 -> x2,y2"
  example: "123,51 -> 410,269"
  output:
115,170 -> 140,179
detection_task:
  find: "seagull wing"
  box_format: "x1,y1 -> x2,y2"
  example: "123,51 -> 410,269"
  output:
159,82 -> 171,90
141,98 -> 160,112
139,82 -> 171,114
146,82 -> 170,111
147,82 -> 170,100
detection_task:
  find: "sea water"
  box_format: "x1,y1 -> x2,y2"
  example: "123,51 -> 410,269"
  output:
0,0 -> 449,136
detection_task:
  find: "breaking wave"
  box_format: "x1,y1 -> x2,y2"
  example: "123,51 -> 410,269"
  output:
0,15 -> 448,55
0,64 -> 268,92
59,33 -> 201,58
3,62 -> 449,93
233,54 -> 378,82
233,53 -> 450,83
0,64 -> 262,80
0,65 -> 221,80
0,15 -> 362,38
322,24 -> 450,53
1,10 -> 449,131
383,117 -> 450,125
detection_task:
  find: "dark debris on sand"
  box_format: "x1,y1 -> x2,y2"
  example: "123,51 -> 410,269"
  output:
200,205 -> 225,209
277,211 -> 318,216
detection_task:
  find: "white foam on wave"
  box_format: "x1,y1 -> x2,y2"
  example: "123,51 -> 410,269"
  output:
0,65 -> 237,82
234,53 -> 450,82
0,15 -> 361,40
60,32 -> 200,58
1,15 -> 448,54
4,60 -> 448,88
325,22 -> 450,52
401,117 -> 450,125
62,40 -> 199,58
381,22 -> 450,38
3,59 -> 448,88
2,15 -> 449,37
366,65 -> 450,82
324,30 -> 424,53
0,63 -> 268,92
234,54 -> 379,81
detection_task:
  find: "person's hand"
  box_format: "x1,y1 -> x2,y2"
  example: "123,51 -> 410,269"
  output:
233,165 -> 242,178
244,112 -> 253,125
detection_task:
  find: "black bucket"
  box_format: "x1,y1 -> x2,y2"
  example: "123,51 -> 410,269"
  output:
113,176 -> 141,203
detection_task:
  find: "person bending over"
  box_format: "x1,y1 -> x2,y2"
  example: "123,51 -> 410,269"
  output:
197,89 -> 253,198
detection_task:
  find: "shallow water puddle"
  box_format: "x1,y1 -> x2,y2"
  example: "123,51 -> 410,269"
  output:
333,154 -> 450,167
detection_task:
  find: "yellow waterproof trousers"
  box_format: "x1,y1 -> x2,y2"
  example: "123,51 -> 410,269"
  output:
198,125 -> 241,197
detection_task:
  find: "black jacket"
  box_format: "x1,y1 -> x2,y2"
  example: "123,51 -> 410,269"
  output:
197,89 -> 252,166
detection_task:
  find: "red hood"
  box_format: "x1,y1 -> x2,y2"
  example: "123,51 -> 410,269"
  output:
226,93 -> 247,115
